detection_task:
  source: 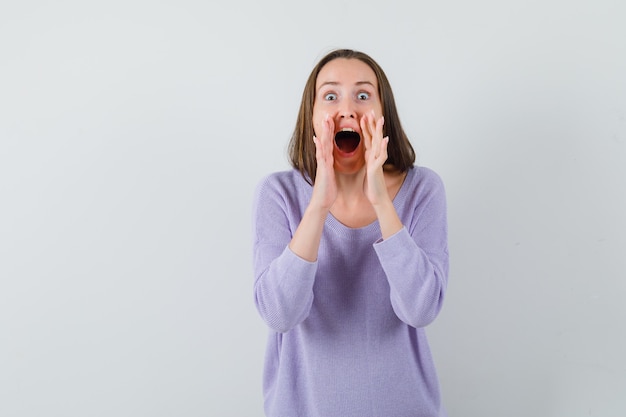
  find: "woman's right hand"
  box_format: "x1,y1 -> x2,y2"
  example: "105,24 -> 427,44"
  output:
289,114 -> 335,261
311,114 -> 337,210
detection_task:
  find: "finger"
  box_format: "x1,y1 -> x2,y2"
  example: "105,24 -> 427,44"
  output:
373,114 -> 387,157
380,136 -> 389,160
313,135 -> 323,160
372,112 -> 383,139
365,113 -> 380,156
315,115 -> 333,160
360,112 -> 373,150
370,110 -> 379,133
369,111 -> 382,151
323,113 -> 334,146
376,116 -> 385,138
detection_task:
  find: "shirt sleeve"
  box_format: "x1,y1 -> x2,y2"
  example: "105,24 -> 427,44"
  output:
251,174 -> 317,333
373,172 -> 449,328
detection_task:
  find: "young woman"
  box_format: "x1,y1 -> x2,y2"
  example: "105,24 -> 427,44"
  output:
252,49 -> 449,417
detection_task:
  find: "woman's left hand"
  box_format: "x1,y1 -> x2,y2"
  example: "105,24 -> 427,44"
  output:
360,110 -> 390,207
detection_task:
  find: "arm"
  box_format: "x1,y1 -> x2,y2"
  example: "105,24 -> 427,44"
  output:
360,111 -> 403,239
252,116 -> 337,332
360,112 -> 449,327
252,176 -> 318,333
373,174 -> 449,328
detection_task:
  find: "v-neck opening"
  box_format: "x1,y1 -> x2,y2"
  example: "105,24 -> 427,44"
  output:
326,168 -> 413,233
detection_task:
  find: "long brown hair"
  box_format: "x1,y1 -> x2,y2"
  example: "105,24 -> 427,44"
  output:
288,49 -> 415,184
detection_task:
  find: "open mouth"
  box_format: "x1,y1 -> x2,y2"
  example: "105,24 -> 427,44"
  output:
334,129 -> 361,153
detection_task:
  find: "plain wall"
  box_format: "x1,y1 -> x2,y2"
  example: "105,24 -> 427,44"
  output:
1,1 -> 625,416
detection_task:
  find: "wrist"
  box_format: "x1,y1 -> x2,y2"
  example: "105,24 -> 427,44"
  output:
304,203 -> 330,221
371,197 -> 394,212
373,200 -> 403,239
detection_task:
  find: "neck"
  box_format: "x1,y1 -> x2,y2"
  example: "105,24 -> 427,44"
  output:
335,167 -> 365,191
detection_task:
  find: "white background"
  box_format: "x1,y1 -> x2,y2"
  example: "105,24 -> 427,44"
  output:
1,1 -> 625,416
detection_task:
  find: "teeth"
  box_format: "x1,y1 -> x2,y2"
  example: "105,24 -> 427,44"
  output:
340,128 -> 355,132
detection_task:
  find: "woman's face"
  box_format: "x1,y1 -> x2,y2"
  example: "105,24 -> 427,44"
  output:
312,58 -> 383,173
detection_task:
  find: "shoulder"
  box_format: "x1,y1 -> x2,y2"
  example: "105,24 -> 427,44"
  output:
253,169 -> 311,206
395,165 -> 447,217
405,165 -> 446,193
255,169 -> 308,193
397,166 -> 448,229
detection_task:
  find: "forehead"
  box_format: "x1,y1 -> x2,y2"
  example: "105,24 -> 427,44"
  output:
315,58 -> 378,89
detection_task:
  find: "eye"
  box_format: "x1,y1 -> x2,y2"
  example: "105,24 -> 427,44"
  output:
357,92 -> 370,100
324,92 -> 337,101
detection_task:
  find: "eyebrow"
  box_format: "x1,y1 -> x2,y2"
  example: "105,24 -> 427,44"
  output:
317,80 -> 376,89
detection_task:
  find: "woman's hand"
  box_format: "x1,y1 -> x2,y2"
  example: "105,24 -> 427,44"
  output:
312,114 -> 338,210
289,114 -> 336,262
360,110 -> 390,207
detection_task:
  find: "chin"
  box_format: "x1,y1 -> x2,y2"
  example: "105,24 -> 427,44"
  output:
333,154 -> 365,175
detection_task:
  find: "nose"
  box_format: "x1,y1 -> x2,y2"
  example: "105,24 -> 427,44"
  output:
339,101 -> 356,119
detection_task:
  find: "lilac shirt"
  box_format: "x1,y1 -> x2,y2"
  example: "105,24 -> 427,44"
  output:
252,166 -> 449,417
